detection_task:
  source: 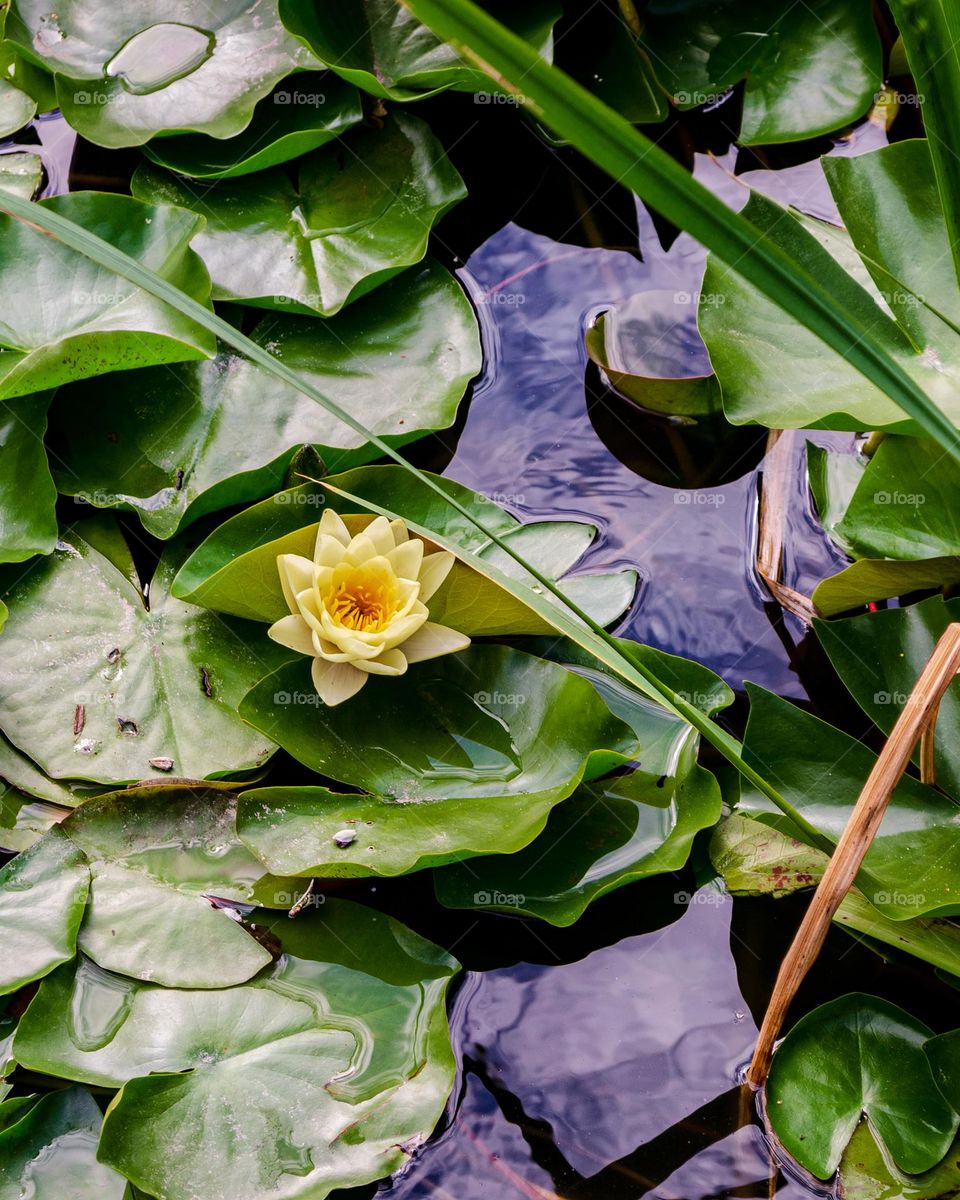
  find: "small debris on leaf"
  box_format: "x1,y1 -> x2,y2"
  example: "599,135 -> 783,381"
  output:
333,829 -> 357,848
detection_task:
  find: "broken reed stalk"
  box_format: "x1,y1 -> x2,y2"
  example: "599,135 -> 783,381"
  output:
756,429 -> 817,624
747,621 -> 960,1086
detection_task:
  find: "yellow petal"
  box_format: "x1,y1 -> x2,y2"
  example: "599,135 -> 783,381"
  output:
343,531 -> 380,566
401,622 -> 471,663
314,533 -> 347,569
311,658 -> 367,706
387,538 -> 424,581
316,508 -> 350,547
418,550 -> 456,601
378,610 -> 428,649
389,519 -> 409,544
267,614 -> 317,657
277,554 -> 315,614
354,648 -> 408,676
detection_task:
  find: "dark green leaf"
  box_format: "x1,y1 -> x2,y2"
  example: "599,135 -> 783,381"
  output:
0,391 -> 56,562
838,1122 -> 960,1200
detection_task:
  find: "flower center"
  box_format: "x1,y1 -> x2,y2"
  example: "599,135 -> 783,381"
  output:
328,569 -> 397,633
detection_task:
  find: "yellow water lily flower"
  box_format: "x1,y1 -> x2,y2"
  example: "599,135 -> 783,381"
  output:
268,509 -> 471,706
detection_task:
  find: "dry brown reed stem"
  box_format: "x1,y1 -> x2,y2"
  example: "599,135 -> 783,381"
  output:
746,621 -> 960,1086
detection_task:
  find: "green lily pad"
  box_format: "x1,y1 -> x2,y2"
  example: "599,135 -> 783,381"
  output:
0,828 -> 89,995
585,291 -> 721,419
172,469 -> 637,632
279,0 -> 560,100
239,644 -> 637,864
0,527 -> 286,785
0,1086 -> 128,1200
740,683 -> 960,919
0,151 -> 42,201
0,79 -> 34,137
0,731 -> 98,850
61,785 -> 301,988
712,813 -> 960,978
0,38 -> 56,115
7,0 -> 319,148
806,441 -> 865,553
813,556 -> 960,616
644,0 -> 881,144
766,993 -> 958,1179
48,262 -> 480,538
558,4 -> 666,123
141,72 -> 362,179
0,391 -> 56,563
0,788 -> 71,852
702,142 -> 960,432
16,901 -> 459,1200
0,191 -> 215,401
133,111 -> 467,316
816,596 -> 960,802
838,1122 -> 960,1200
434,643 -> 730,923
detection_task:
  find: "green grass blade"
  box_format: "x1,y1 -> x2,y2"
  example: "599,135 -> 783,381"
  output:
401,0 -> 960,461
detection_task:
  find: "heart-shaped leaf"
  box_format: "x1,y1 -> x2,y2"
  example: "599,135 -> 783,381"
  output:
48,261 -> 480,537
8,0 -> 320,147
61,784 -> 300,988
0,192 -> 215,401
15,901 -> 459,1200
0,526 -> 286,785
838,1122 -> 960,1200
238,645 -> 637,865
766,993 -> 958,1179
702,142 -> 960,432
741,683 -> 960,919
133,111 -> 467,315
643,0 -> 882,144
0,1087 -> 128,1199
141,72 -> 362,179
0,828 -> 89,995
279,0 -> 559,100
172,470 -> 637,631
815,596 -> 960,801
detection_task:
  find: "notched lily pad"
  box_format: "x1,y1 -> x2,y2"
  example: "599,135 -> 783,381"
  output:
8,0 -> 320,147
134,111 -> 467,315
0,526 -> 287,784
15,901 -> 459,1200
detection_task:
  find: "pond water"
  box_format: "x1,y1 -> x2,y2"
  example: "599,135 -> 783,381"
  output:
8,98 -> 952,1199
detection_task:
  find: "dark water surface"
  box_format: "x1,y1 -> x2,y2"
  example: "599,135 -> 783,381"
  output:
7,105 -> 944,1199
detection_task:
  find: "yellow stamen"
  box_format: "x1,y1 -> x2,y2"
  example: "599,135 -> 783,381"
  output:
327,572 -> 396,632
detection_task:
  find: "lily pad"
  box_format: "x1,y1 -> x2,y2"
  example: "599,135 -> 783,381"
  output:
712,813 -> 960,978
813,556 -> 960,616
701,142 -> 960,432
0,828 -> 89,996
7,0 -> 320,148
0,151 -> 43,199
279,0 -> 560,100
16,901 -> 459,1200
643,0 -> 882,144
838,1122 -> 960,1200
48,262 -> 480,537
0,79 -> 34,137
133,111 -> 467,315
0,391 -> 56,562
766,993 -> 958,1179
0,1086 -> 128,1200
806,441 -> 865,552
172,470 -> 637,631
239,644 -> 637,864
585,291 -> 721,419
0,526 -> 286,785
61,785 -> 299,988
815,596 -> 960,802
0,191 -> 215,401
741,683 -> 960,919
141,72 -> 362,179
434,643 -> 730,923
